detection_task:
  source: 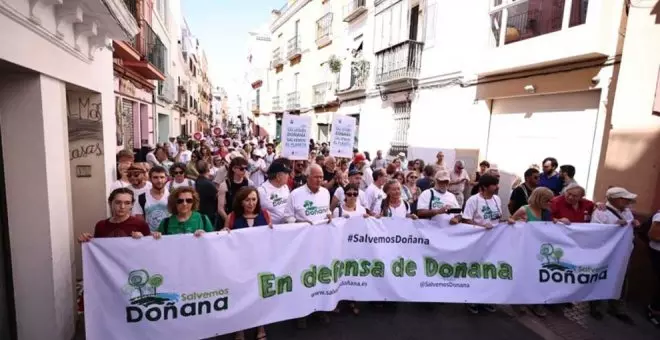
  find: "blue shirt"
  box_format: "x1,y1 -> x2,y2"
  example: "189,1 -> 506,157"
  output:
539,173 -> 563,196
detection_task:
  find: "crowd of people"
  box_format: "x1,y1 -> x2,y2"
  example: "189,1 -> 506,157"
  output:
77,134 -> 660,338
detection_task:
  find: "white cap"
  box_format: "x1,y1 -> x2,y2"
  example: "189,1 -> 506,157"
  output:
606,187 -> 637,200
398,152 -> 405,157
435,170 -> 450,182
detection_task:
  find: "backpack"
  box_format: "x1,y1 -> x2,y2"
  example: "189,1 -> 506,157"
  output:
138,193 -> 146,214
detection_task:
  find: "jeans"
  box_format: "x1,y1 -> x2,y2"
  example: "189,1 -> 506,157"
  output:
649,248 -> 660,311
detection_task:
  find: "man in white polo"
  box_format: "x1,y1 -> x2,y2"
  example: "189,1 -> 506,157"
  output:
283,163 -> 332,328
590,186 -> 640,324
284,164 -> 331,224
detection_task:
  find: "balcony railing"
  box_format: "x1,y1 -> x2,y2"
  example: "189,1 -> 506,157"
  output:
272,48 -> 283,68
374,40 -> 423,85
316,13 -> 333,47
287,36 -> 301,60
140,21 -> 166,74
343,0 -> 367,22
312,82 -> 331,106
272,95 -> 282,111
286,91 -> 300,110
122,0 -> 138,22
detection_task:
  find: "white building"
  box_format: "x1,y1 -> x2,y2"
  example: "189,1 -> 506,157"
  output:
0,0 -> 138,338
152,0 -> 178,143
264,0 -> 350,143
246,25 -> 276,139
259,0 -> 660,217
212,86 -> 228,128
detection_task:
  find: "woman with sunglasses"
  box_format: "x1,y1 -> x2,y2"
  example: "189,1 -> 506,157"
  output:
152,187 -> 214,237
218,157 -> 253,227
167,162 -> 195,191
332,183 -> 368,218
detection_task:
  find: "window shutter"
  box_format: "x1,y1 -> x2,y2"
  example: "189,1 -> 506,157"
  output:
374,13 -> 384,52
339,61 -> 352,90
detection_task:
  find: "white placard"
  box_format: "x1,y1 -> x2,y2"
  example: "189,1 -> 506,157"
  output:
84,219 -> 633,340
280,113 -> 311,160
329,115 -> 356,158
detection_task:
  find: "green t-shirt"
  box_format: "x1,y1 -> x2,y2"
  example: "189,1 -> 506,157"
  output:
157,211 -> 214,235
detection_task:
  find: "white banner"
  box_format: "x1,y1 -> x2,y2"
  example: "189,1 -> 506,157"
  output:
329,115 -> 356,158
83,219 -> 633,340
280,113 -> 311,160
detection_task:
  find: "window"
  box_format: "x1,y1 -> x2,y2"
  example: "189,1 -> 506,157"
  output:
490,0 -> 588,47
293,73 -> 299,92
316,13 -> 333,43
373,0 -> 409,52
390,101 -> 411,156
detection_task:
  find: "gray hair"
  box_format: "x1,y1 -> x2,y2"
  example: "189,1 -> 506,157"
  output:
563,183 -> 585,195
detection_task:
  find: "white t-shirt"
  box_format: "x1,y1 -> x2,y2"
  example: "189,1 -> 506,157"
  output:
257,181 -> 290,224
591,202 -> 635,225
128,182 -> 152,198
110,180 -> 131,191
178,150 -> 192,163
462,193 -> 503,226
649,211 -> 660,251
373,200 -> 410,218
364,183 -> 386,212
167,179 -> 195,190
333,204 -> 367,218
249,158 -> 267,187
284,185 -> 331,223
131,190 -> 170,231
417,188 -> 459,211
334,186 -> 368,208
448,169 -> 470,194
360,167 -> 373,191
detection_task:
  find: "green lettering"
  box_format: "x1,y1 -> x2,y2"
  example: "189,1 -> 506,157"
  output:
468,263 -> 481,278
359,260 -> 371,276
391,257 -> 404,277
318,266 -> 332,284
482,263 -> 497,279
424,257 -> 438,277
371,260 -> 385,277
258,273 -> 276,299
404,260 -> 417,277
439,263 -> 454,278
498,262 -> 513,280
345,260 -> 359,276
302,266 -> 317,288
453,262 -> 468,278
276,275 -> 293,294
332,260 -> 344,283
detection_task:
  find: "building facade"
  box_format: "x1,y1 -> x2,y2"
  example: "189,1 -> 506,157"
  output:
0,0 -> 138,339
151,0 -> 178,143
113,0 -> 166,151
257,0 -> 659,216
247,26 -> 275,139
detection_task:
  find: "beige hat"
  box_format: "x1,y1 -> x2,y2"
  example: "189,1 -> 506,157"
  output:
606,187 -> 637,200
435,170 -> 450,182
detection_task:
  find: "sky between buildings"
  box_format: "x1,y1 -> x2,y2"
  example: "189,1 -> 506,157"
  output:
182,0 -> 282,88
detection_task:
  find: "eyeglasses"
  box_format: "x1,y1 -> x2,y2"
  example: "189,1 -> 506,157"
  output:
345,192 -> 358,197
127,173 -> 142,178
176,198 -> 194,204
173,171 -> 184,175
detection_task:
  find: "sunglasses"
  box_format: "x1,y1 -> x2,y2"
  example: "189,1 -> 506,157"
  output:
173,171 -> 184,175
236,167 -> 248,171
127,173 -> 142,178
176,198 -> 194,204
345,192 -> 358,197
409,176 -> 418,180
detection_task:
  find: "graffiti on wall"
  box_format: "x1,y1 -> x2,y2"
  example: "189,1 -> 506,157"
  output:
68,94 -> 104,161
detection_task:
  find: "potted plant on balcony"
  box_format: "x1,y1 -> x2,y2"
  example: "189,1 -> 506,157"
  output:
328,55 -> 342,73
352,59 -> 370,87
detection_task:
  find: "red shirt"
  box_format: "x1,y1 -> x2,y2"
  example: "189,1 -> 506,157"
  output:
550,196 -> 595,223
93,216 -> 151,238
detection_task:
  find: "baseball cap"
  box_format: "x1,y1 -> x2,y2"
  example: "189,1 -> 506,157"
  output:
267,162 -> 291,175
398,152 -> 406,158
435,170 -> 450,182
606,187 -> 637,200
348,169 -> 363,177
353,153 -> 366,164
